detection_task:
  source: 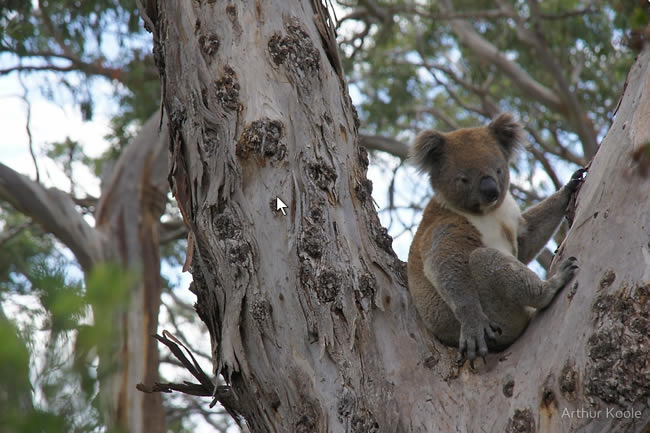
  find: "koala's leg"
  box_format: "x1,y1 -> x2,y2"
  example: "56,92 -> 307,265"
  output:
423,235 -> 501,362
469,247 -> 578,310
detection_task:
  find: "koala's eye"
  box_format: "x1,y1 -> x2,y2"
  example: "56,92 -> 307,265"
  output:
456,175 -> 469,185
496,168 -> 503,175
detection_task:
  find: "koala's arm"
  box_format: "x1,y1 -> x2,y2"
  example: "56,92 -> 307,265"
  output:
517,169 -> 585,264
422,224 -> 499,361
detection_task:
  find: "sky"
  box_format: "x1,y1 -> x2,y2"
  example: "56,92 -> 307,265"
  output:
0,74 -> 111,196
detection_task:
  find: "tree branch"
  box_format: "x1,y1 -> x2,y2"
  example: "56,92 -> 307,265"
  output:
413,106 -> 459,130
437,0 -> 565,114
0,220 -> 33,247
359,134 -> 409,159
0,164 -> 105,272
160,219 -> 188,244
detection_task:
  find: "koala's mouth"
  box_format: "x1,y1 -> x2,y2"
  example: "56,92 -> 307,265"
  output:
474,197 -> 500,214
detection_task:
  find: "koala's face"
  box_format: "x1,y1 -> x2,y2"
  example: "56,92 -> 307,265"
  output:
411,113 -> 522,215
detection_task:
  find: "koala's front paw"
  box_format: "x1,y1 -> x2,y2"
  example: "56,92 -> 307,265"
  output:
458,313 -> 502,364
565,168 -> 586,192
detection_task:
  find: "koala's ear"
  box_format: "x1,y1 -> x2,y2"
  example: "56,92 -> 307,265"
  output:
489,113 -> 523,159
410,130 -> 445,172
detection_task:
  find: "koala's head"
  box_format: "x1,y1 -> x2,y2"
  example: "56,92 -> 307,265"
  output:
411,113 -> 523,215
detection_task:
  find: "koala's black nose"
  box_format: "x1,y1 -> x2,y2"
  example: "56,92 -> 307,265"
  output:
479,176 -> 499,202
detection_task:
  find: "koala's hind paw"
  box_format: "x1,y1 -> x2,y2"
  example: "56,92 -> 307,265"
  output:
458,314 -> 500,363
553,256 -> 579,290
533,256 -> 578,309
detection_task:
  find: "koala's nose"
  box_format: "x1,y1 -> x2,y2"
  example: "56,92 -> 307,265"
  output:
479,176 -> 499,203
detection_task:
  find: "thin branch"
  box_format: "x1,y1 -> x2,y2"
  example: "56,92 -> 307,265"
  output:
0,64 -> 80,76
426,66 -> 493,118
72,195 -> 99,208
17,73 -> 40,183
337,9 -> 370,25
161,296 -> 212,362
537,7 -> 596,21
137,331 -> 243,424
358,0 -> 392,22
413,106 -> 459,130
527,146 -> 561,190
520,117 -> 588,167
524,126 -> 562,189
403,5 -> 515,21
339,21 -> 371,59
492,0 -> 539,46
346,2 -> 595,24
160,219 -> 188,244
510,182 -> 543,203
0,220 -> 33,247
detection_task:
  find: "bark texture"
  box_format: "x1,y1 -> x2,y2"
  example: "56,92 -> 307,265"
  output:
145,0 -> 650,431
95,113 -> 169,433
0,113 -> 169,433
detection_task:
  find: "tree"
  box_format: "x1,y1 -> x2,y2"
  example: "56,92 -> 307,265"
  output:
139,0 -> 649,432
0,2 -> 228,431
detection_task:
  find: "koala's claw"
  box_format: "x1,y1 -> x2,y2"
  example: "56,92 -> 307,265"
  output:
562,256 -> 578,271
551,256 -> 579,294
490,323 -> 503,336
457,352 -> 489,369
458,316 -> 499,364
561,256 -> 579,273
567,168 -> 586,191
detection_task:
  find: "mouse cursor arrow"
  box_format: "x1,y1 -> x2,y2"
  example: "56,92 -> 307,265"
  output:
276,197 -> 288,216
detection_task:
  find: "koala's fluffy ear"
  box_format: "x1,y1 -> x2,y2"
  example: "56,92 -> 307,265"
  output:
489,113 -> 523,160
410,130 -> 445,173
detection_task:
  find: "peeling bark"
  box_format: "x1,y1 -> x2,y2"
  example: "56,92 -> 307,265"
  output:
145,0 -> 650,431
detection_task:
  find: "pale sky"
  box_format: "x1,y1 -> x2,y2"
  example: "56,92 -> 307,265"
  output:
0,74 -> 113,197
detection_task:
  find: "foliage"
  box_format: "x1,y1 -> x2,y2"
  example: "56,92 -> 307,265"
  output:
0,258 -> 134,433
345,0 -> 637,139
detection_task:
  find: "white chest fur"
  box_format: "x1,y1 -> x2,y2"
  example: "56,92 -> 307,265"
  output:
447,192 -> 521,257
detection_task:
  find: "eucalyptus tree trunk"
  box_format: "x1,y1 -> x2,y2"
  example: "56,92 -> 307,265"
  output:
94,113 -> 168,433
142,0 -> 650,430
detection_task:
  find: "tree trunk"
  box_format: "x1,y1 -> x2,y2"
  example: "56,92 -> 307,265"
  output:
144,0 -> 650,430
95,113 -> 169,433
0,112 -> 169,433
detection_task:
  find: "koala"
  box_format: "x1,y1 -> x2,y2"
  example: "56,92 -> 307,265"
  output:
407,113 -> 584,363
